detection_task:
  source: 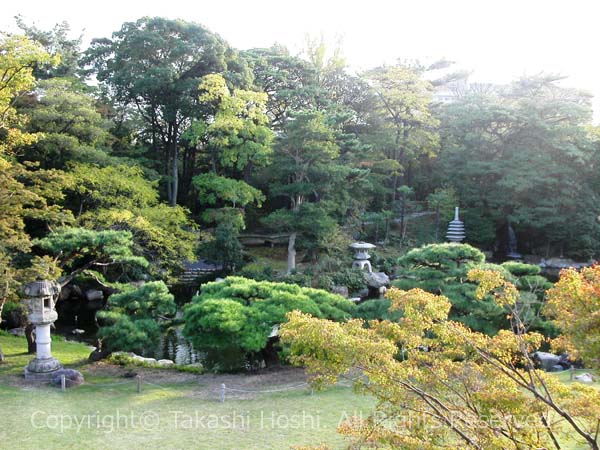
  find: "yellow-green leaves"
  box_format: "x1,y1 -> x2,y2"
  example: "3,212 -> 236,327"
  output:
545,265 -> 600,368
467,268 -> 519,306
0,34 -> 56,154
281,271 -> 600,449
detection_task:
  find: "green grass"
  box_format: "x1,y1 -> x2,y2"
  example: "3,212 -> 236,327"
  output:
2,332 -> 598,450
244,246 -> 290,273
0,332 -> 374,450
0,330 -> 91,376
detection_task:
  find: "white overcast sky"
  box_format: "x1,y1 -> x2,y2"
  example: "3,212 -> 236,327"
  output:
2,0 -> 599,122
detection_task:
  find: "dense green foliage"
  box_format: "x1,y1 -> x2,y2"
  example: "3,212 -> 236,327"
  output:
392,243 -> 554,335
392,243 -> 507,334
97,281 -> 176,353
0,16 -> 599,367
182,277 -> 355,368
439,77 -> 600,257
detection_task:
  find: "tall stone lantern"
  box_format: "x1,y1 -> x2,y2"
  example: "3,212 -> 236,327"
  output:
23,280 -> 63,380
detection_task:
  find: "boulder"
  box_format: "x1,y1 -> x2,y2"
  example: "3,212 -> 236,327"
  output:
71,328 -> 86,335
331,286 -> 349,298
574,373 -> 594,383
558,353 -> 572,369
549,365 -> 564,372
9,327 -> 25,337
70,285 -> 83,298
84,289 -> 104,302
51,369 -> 84,388
533,352 -> 561,371
131,354 -> 157,364
365,272 -> 390,289
157,359 -> 174,367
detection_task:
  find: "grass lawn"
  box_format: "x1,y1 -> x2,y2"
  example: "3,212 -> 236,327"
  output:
0,332 -> 374,450
2,332 -> 598,450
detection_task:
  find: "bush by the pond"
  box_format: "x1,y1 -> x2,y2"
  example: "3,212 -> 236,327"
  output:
182,276 -> 355,370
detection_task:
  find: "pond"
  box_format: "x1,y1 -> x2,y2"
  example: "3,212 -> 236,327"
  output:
154,326 -> 203,365
55,320 -> 203,366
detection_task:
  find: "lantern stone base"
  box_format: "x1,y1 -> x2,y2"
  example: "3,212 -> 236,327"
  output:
24,357 -> 63,381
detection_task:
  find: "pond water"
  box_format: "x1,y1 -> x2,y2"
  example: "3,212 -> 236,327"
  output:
55,320 -> 203,366
153,327 -> 203,365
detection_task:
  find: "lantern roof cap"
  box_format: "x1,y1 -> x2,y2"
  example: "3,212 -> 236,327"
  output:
23,280 -> 60,297
350,241 -> 376,250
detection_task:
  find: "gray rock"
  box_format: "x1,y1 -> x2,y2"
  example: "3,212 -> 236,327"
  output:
71,328 -> 86,335
51,369 -> 84,388
9,327 -> 25,337
70,285 -> 83,298
157,359 -> 174,366
365,272 -> 390,289
331,286 -> 349,298
549,365 -> 564,372
131,354 -> 157,364
558,353 -> 572,369
575,373 -> 594,383
357,288 -> 369,298
84,289 -> 104,302
533,351 -> 561,371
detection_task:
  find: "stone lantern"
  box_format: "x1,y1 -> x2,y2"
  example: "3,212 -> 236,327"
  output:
350,242 -> 376,273
23,280 -> 63,380
446,207 -> 466,243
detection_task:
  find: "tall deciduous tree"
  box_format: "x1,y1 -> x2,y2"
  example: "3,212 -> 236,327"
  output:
245,46 -> 320,130
0,34 -> 56,154
281,271 -> 600,450
18,78 -> 112,168
439,75 -> 599,257
546,265 -> 600,368
84,17 -> 249,206
15,16 -> 83,80
364,63 -> 440,203
263,111 -> 340,273
0,34 -> 62,360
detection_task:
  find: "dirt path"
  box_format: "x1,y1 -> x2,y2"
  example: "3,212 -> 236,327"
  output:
6,363 -> 311,400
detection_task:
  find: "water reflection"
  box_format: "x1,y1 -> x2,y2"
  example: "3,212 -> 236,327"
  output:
156,326 -> 203,365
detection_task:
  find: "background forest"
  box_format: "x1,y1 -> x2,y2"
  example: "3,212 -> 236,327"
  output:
1,15 -> 600,324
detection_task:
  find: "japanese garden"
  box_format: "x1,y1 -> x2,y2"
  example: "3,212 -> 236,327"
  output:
1,8 -> 600,450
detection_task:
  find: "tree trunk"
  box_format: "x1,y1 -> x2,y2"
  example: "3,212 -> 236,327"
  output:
166,122 -> 179,207
0,296 -> 5,362
287,232 -> 297,275
25,323 -> 36,354
171,139 -> 179,206
434,206 -> 440,241
261,339 -> 281,368
166,153 -> 172,204
399,192 -> 406,240
243,162 -> 253,184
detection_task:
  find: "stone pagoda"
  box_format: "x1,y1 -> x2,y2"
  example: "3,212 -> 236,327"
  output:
350,241 -> 376,273
446,207 -> 466,243
23,280 -> 63,381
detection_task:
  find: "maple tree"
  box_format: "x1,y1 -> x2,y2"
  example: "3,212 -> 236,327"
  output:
281,269 -> 600,450
546,264 -> 600,369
